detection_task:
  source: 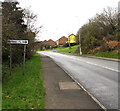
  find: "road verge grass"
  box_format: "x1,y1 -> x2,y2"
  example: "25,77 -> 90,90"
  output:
58,45 -> 119,59
82,51 -> 119,59
57,45 -> 79,54
2,54 -> 45,109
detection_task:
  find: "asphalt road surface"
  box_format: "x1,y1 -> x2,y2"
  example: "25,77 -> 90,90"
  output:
37,51 -> 119,109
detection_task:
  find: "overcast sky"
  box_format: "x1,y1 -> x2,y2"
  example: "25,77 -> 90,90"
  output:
2,0 -> 120,41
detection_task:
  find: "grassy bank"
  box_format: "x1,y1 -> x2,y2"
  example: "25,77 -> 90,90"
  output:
82,51 -> 119,59
2,54 -> 45,109
58,45 -> 119,59
57,45 -> 79,54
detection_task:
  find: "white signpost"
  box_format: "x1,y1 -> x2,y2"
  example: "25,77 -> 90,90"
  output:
8,40 -> 28,44
8,40 -> 28,75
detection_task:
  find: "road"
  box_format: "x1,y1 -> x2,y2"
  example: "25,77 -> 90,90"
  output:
37,51 -> 119,109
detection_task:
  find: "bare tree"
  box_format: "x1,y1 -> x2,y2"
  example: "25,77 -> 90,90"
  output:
24,8 -> 42,35
95,7 -> 118,35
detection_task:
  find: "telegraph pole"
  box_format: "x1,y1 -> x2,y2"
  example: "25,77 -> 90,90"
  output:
79,31 -> 82,55
68,36 -> 71,49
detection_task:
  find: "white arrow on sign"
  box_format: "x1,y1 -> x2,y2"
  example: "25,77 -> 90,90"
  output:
8,40 -> 28,44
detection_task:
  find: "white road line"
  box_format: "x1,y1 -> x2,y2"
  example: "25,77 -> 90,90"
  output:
38,51 -> 119,73
52,58 -> 107,111
85,61 -> 119,72
66,56 -> 119,73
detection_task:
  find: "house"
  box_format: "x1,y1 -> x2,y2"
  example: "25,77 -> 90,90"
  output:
34,39 -> 56,50
67,34 -> 78,44
47,39 -> 56,46
56,36 -> 68,45
39,39 -> 56,46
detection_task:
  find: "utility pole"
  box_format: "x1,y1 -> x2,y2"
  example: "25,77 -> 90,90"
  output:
68,36 -> 71,49
68,35 -> 71,53
79,31 -> 82,55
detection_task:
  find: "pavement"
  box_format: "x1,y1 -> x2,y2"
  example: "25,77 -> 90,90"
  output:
41,55 -> 103,110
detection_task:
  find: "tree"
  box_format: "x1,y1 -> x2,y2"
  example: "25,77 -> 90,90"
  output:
95,7 -> 118,38
24,8 -> 42,36
77,7 -> 119,54
23,8 -> 42,58
2,1 -> 38,65
2,2 -> 26,63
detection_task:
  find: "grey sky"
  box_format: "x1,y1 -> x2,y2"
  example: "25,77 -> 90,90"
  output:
1,0 -> 120,41
118,1 -> 120,13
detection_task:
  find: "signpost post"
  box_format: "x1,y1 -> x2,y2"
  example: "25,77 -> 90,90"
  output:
10,44 -> 12,75
8,40 -> 28,75
23,45 -> 26,75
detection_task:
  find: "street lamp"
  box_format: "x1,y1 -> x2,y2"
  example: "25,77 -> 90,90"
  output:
79,31 -> 82,55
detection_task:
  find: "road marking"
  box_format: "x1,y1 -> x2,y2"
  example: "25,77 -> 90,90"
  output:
38,51 -> 119,72
85,61 -> 119,72
53,52 -> 119,72
53,59 -> 107,111
69,56 -> 119,73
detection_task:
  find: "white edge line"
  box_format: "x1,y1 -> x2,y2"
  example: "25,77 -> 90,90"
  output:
69,56 -> 119,73
51,58 -> 107,111
38,51 -> 119,72
82,60 -> 119,73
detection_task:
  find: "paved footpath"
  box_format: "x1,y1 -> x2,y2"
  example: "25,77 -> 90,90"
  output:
41,55 -> 103,110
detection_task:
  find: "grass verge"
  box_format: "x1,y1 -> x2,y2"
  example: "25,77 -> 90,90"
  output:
58,44 -> 119,59
82,51 -> 119,59
2,54 -> 45,109
57,45 -> 79,54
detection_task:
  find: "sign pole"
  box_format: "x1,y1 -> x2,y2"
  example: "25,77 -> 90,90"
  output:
23,45 -> 26,75
8,40 -> 28,75
10,44 -> 12,75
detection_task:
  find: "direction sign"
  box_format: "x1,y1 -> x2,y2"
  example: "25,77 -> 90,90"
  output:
8,40 -> 28,44
7,39 -> 28,75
